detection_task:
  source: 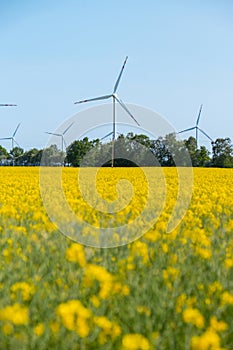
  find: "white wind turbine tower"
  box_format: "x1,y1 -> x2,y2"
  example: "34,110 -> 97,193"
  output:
0,103 -> 17,107
0,123 -> 21,166
45,122 -> 74,153
0,123 -> 21,150
178,104 -> 213,145
74,56 -> 140,167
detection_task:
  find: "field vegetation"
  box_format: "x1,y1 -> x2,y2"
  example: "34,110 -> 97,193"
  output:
0,167 -> 233,349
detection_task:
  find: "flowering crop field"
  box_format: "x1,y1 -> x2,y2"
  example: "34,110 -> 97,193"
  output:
0,167 -> 233,350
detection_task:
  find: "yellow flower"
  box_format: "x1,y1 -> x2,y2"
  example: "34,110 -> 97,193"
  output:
195,247 -> 212,259
198,284 -> 204,290
176,293 -> 186,313
94,316 -> 112,333
208,281 -> 223,294
76,316 -> 90,338
93,316 -> 121,339
84,264 -> 128,300
144,230 -> 161,242
191,329 -> 221,350
99,280 -> 112,299
163,266 -> 179,282
221,291 -> 233,305
122,334 -> 150,350
224,258 -> 233,269
2,323 -> 13,335
56,300 -> 91,337
66,243 -> 86,267
121,284 -> 130,296
98,331 -> 107,345
136,306 -> 151,317
112,323 -> 121,338
11,281 -> 35,301
130,241 -> 149,264
162,243 -> 168,253
183,308 -> 204,328
0,303 -> 29,325
169,253 -> 178,264
34,323 -> 45,336
210,316 -> 228,332
90,295 -> 100,308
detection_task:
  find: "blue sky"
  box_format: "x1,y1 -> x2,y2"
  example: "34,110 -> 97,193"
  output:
0,0 -> 233,150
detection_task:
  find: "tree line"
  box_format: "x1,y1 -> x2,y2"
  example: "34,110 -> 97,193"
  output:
0,133 -> 233,168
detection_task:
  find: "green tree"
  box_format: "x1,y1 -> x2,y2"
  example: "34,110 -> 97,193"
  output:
0,145 -> 9,165
162,133 -> 189,166
184,137 -> 210,167
18,148 -> 42,166
10,146 -> 24,158
41,144 -> 64,166
185,137 -> 198,166
9,147 -> 24,165
212,138 -> 233,168
66,137 -> 100,167
196,146 -> 210,167
150,137 -> 167,165
0,145 -> 8,158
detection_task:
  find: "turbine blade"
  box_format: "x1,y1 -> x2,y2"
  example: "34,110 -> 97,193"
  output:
13,139 -> 20,148
196,104 -> 203,126
113,56 -> 128,93
63,122 -> 74,135
178,127 -> 196,134
74,94 -> 112,104
100,131 -> 113,140
0,137 -> 11,140
115,96 -> 140,126
13,123 -> 20,137
0,104 -> 17,106
45,132 -> 61,137
198,127 -> 213,141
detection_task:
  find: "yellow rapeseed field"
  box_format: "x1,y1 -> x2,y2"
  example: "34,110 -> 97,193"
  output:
0,167 -> 233,349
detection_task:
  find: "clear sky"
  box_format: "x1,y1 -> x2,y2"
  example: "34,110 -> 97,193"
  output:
0,0 -> 233,150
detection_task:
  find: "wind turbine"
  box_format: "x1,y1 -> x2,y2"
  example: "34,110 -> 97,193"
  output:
100,131 -> 122,142
0,123 -> 21,150
0,103 -> 17,107
45,122 -> 74,153
74,56 -> 140,167
178,104 -> 213,145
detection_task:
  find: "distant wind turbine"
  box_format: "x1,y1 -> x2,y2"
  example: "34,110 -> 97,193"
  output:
0,123 -> 21,150
100,131 -> 122,141
74,56 -> 140,167
0,103 -> 17,107
45,122 -> 74,153
178,105 -> 213,145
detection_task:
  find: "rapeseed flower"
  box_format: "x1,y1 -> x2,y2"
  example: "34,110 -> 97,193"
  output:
122,334 -> 150,350
66,243 -> 86,267
183,308 -> 204,328
191,329 -> 222,350
33,323 -> 45,336
0,303 -> 29,325
11,282 -> 35,301
56,300 -> 91,337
